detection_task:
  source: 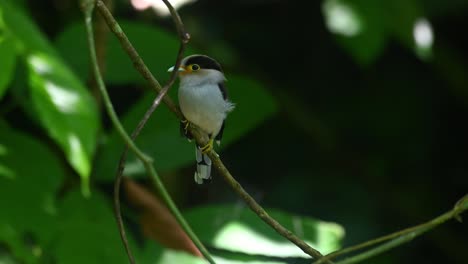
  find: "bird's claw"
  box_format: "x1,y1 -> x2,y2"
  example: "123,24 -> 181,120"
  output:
200,139 -> 214,154
181,119 -> 190,134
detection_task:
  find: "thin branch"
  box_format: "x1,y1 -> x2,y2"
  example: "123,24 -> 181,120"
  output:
160,0 -> 190,42
94,0 -> 332,262
88,0 -> 112,107
81,0 -> 151,165
314,194 -> 468,264
85,1 -> 215,263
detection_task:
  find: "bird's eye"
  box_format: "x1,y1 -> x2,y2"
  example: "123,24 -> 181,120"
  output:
191,64 -> 200,71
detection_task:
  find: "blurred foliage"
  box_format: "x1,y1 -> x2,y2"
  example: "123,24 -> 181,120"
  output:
0,1 -> 99,195
1,0 -> 467,264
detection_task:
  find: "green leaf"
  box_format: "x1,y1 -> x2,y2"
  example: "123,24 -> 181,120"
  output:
26,52 -> 98,193
0,2 -> 52,54
94,75 -> 277,180
0,9 -> 17,99
0,122 -> 62,262
53,191 -> 133,264
0,1 -> 99,194
185,204 -> 344,258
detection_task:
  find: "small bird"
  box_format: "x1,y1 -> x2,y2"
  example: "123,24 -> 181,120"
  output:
168,55 -> 235,184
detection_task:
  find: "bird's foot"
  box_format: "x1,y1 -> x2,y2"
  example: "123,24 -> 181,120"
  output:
200,138 -> 214,154
181,119 -> 190,133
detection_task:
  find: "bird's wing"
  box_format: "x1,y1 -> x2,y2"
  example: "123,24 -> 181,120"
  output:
215,82 -> 228,145
218,82 -> 228,100
215,121 -> 225,145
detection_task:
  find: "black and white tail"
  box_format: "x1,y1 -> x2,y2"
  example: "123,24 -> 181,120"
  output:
194,146 -> 212,184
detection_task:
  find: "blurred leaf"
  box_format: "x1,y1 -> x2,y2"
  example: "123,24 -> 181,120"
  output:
94,75 -> 277,180
54,20 -> 196,84
0,224 -> 36,264
382,0 -> 430,60
0,1 -> 52,54
322,0 -> 430,63
185,204 -> 344,258
222,76 -> 277,144
0,12 -> 17,99
124,179 -> 202,256
0,248 -> 18,264
0,1 -> 99,194
0,123 -> 132,264
322,0 -> 387,65
53,191 -> 133,264
155,249 -> 286,264
26,52 -> 98,195
0,122 -> 62,262
138,203 -> 343,264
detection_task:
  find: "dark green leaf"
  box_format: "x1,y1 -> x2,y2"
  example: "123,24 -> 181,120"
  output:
0,122 -> 62,262
0,2 -> 53,54
53,191 -> 133,264
0,15 -> 17,99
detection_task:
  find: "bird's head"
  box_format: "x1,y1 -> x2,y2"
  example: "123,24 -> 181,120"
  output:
168,54 -> 225,85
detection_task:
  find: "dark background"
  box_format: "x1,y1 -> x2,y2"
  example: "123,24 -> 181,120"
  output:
2,0 -> 468,263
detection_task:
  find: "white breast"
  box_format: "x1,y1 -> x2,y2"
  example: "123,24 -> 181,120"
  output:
178,70 -> 234,137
